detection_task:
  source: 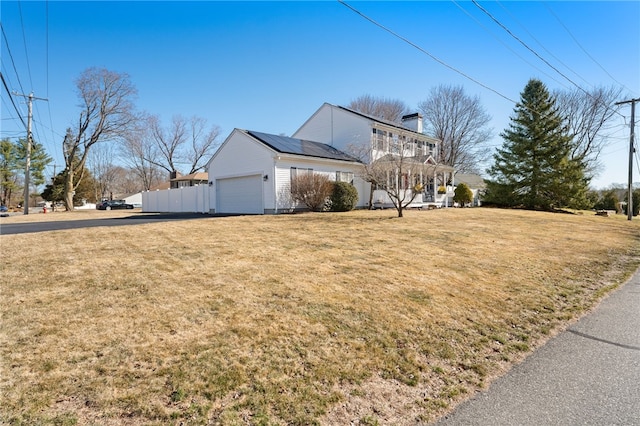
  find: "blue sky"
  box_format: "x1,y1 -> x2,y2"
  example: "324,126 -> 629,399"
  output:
1,1 -> 639,188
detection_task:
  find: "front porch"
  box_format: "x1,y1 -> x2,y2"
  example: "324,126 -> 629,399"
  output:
368,159 -> 457,209
371,186 -> 455,210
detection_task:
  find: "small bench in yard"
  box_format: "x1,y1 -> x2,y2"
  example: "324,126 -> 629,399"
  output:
596,210 -> 616,217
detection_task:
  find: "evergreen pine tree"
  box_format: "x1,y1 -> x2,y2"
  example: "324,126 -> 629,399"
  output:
42,161 -> 98,206
486,79 -> 590,210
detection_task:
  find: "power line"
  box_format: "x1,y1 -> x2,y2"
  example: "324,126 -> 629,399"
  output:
0,23 -> 27,98
471,0 -> 625,121
45,0 -> 49,98
542,1 -> 638,96
338,0 -> 576,126
494,0 -> 593,89
472,0 -> 586,93
17,0 -> 35,90
32,117 -> 66,139
16,1 -> 49,154
3,3 -> 58,159
338,0 -> 518,106
451,0 -> 570,90
45,0 -> 59,159
1,71 -> 27,129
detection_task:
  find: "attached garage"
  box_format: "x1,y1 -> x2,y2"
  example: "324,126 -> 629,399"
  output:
207,128 -> 365,215
216,174 -> 264,214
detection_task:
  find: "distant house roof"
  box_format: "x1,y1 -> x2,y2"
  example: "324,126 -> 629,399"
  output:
455,173 -> 486,189
149,181 -> 171,191
246,130 -> 361,163
171,172 -> 208,182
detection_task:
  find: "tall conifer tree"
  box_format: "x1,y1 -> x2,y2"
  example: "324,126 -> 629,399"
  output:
486,79 -> 590,210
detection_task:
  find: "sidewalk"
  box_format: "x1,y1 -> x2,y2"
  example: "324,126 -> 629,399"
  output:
434,269 -> 640,425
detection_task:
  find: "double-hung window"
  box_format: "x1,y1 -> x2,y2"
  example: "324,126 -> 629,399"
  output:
336,171 -> 354,184
290,167 -> 313,193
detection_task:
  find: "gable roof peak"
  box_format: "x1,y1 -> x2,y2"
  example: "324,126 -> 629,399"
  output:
334,104 -> 432,138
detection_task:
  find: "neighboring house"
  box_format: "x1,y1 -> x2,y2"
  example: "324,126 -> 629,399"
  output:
206,129 -> 366,214
170,172 -> 208,188
122,192 -> 143,208
453,173 -> 486,207
293,103 -> 456,208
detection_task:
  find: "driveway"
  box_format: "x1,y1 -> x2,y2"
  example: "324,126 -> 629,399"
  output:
0,212 -> 213,235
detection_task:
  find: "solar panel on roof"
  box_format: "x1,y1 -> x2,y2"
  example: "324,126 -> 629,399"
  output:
247,131 -> 359,162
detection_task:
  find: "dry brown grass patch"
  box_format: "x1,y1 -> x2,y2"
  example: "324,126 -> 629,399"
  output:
1,208 -> 639,425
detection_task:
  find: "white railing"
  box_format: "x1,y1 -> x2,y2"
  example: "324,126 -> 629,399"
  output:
372,188 -> 453,209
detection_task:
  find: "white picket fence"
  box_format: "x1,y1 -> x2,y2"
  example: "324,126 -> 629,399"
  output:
142,185 -> 210,213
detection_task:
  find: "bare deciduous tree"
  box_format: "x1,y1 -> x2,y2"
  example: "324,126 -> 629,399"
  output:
88,143 -> 119,200
418,84 -> 493,173
185,116 -> 221,175
147,114 -> 221,177
117,167 -> 147,195
348,94 -> 410,123
148,114 -> 184,176
553,85 -> 623,178
356,136 -> 426,218
62,67 -> 137,210
120,121 -> 164,190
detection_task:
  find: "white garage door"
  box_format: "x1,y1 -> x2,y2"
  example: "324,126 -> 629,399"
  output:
216,175 -> 263,214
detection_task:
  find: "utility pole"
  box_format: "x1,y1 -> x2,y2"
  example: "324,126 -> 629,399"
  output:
13,92 -> 48,214
615,98 -> 639,221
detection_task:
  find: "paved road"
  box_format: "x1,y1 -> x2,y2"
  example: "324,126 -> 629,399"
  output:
434,270 -> 640,425
0,212 -> 214,235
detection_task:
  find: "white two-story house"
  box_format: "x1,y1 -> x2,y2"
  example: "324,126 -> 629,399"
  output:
143,102 -> 456,214
293,103 -> 456,208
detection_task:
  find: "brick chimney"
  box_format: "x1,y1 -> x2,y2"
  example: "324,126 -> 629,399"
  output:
402,113 -> 423,134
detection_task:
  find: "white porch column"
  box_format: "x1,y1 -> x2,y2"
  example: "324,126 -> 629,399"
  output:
444,171 -> 450,208
433,168 -> 437,201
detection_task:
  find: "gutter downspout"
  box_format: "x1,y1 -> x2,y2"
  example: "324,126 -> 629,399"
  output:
273,156 -> 279,214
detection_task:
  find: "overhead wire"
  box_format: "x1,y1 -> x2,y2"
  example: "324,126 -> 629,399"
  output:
494,0 -> 593,89
0,23 -> 27,100
451,0 -> 570,91
45,0 -> 60,159
17,0 -> 49,150
471,0 -> 586,93
338,0 -> 582,125
471,0 -> 625,121
337,0 -> 519,106
542,1 -> 638,97
17,0 -> 35,90
3,2 -> 57,160
1,95 -> 26,131
1,71 -> 27,129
